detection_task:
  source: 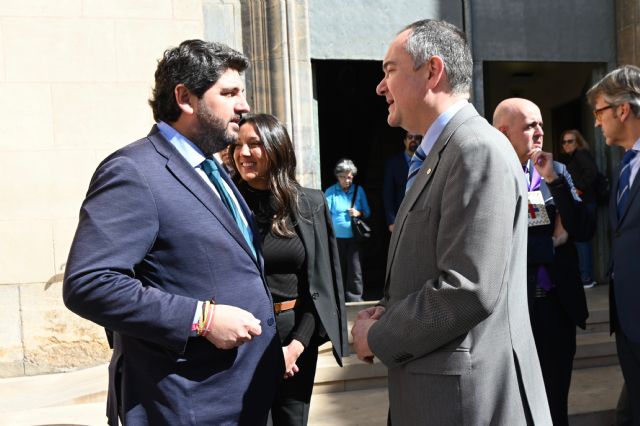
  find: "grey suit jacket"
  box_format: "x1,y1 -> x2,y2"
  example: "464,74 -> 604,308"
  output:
368,105 -> 552,425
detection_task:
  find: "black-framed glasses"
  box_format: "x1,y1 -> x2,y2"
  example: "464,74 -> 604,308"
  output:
593,105 -> 614,121
561,138 -> 576,145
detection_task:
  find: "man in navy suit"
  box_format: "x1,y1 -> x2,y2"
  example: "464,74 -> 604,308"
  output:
382,132 -> 421,232
588,65 -> 640,425
63,40 -> 283,425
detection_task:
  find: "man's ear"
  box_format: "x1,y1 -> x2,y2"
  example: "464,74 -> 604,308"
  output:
498,125 -> 509,136
174,84 -> 196,116
619,102 -> 632,122
425,56 -> 446,89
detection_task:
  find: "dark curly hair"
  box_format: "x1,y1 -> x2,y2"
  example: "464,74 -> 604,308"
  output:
148,39 -> 249,123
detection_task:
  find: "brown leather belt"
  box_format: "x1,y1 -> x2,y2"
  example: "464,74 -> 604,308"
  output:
273,299 -> 299,314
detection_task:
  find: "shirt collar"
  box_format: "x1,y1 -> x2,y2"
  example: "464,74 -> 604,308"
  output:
156,121 -> 206,168
418,99 -> 468,158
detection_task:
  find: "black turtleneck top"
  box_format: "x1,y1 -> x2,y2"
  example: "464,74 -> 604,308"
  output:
238,181 -> 316,347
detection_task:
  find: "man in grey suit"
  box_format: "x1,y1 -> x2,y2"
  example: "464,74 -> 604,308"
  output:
350,19 -> 551,424
587,65 -> 640,426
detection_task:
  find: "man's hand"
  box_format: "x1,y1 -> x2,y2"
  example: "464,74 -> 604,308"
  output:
351,306 -> 385,364
529,148 -> 558,182
203,304 -> 262,349
357,305 -> 385,321
282,339 -> 304,379
388,224 -> 395,233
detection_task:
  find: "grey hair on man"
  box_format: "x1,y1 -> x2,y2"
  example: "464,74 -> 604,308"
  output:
401,19 -> 473,95
587,64 -> 640,117
334,158 -> 358,176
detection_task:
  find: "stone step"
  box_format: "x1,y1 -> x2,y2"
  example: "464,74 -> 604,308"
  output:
307,364 -> 624,426
575,331 -> 618,369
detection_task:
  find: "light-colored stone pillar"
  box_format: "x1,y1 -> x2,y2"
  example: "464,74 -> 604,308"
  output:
241,0 -> 319,188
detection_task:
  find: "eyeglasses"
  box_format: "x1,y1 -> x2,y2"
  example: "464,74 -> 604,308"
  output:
593,105 -> 614,121
406,135 -> 422,142
232,141 -> 263,151
561,139 -> 576,145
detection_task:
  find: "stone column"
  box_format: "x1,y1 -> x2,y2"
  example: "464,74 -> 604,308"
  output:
241,0 -> 319,188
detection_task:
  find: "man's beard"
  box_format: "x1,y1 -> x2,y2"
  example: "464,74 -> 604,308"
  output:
191,101 -> 237,157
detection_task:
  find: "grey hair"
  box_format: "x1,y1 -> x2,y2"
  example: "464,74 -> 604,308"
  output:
401,19 -> 472,95
334,158 -> 358,176
587,65 -> 640,118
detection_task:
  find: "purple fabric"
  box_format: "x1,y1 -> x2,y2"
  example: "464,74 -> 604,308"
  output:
525,163 -> 542,191
525,162 -> 553,291
537,265 -> 554,291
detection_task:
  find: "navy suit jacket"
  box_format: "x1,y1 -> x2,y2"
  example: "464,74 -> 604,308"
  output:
609,158 -> 640,343
63,125 -> 283,425
527,161 -> 591,328
383,151 -> 409,225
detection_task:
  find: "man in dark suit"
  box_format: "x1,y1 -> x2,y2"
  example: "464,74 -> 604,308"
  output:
382,132 -> 421,232
587,65 -> 640,425
494,97 -> 592,425
63,40 -> 283,425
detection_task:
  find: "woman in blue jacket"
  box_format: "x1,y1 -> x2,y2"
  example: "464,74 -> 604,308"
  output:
324,158 -> 371,302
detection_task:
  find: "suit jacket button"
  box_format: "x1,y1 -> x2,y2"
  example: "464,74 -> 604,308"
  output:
312,292 -> 319,300
267,318 -> 274,326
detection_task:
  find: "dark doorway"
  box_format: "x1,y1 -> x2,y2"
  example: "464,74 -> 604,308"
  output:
313,59 -> 406,301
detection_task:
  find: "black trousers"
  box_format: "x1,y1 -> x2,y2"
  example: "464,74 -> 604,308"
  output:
614,319 -> 640,425
336,237 -> 364,302
268,309 -> 319,426
530,290 -> 576,426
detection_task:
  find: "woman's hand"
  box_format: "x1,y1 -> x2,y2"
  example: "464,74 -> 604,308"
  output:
282,339 -> 305,379
347,207 -> 360,217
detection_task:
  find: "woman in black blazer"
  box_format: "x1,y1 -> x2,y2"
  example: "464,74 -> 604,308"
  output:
230,113 -> 348,425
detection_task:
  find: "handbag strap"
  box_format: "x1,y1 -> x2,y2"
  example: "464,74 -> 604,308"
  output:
350,184 -> 358,208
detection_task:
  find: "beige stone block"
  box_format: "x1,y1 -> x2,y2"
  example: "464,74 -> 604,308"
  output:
173,0 -> 203,20
49,150 -> 100,219
0,151 -> 54,221
51,82 -> 155,149
52,219 -> 80,277
83,0 -> 172,19
0,0 -> 81,17
0,25 -> 4,82
3,18 -> 116,82
0,83 -> 54,150
20,282 -> 111,375
0,220 -> 54,284
0,285 -> 24,378
115,19 -> 204,82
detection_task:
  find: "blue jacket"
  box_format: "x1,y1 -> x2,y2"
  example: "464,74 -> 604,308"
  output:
324,183 -> 371,239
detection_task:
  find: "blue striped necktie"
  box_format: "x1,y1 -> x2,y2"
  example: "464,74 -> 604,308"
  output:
406,145 -> 426,193
202,159 -> 256,258
617,149 -> 637,219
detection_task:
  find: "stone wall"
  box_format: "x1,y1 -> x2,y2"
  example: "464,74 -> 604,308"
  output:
617,0 -> 640,66
0,0 -> 205,377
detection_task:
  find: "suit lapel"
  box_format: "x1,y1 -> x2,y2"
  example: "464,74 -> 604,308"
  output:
384,105 -> 479,289
296,191 -> 317,286
147,127 -> 261,266
618,168 -> 640,225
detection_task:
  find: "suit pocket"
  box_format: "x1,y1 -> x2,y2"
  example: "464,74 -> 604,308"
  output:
406,349 -> 471,375
404,207 -> 430,225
